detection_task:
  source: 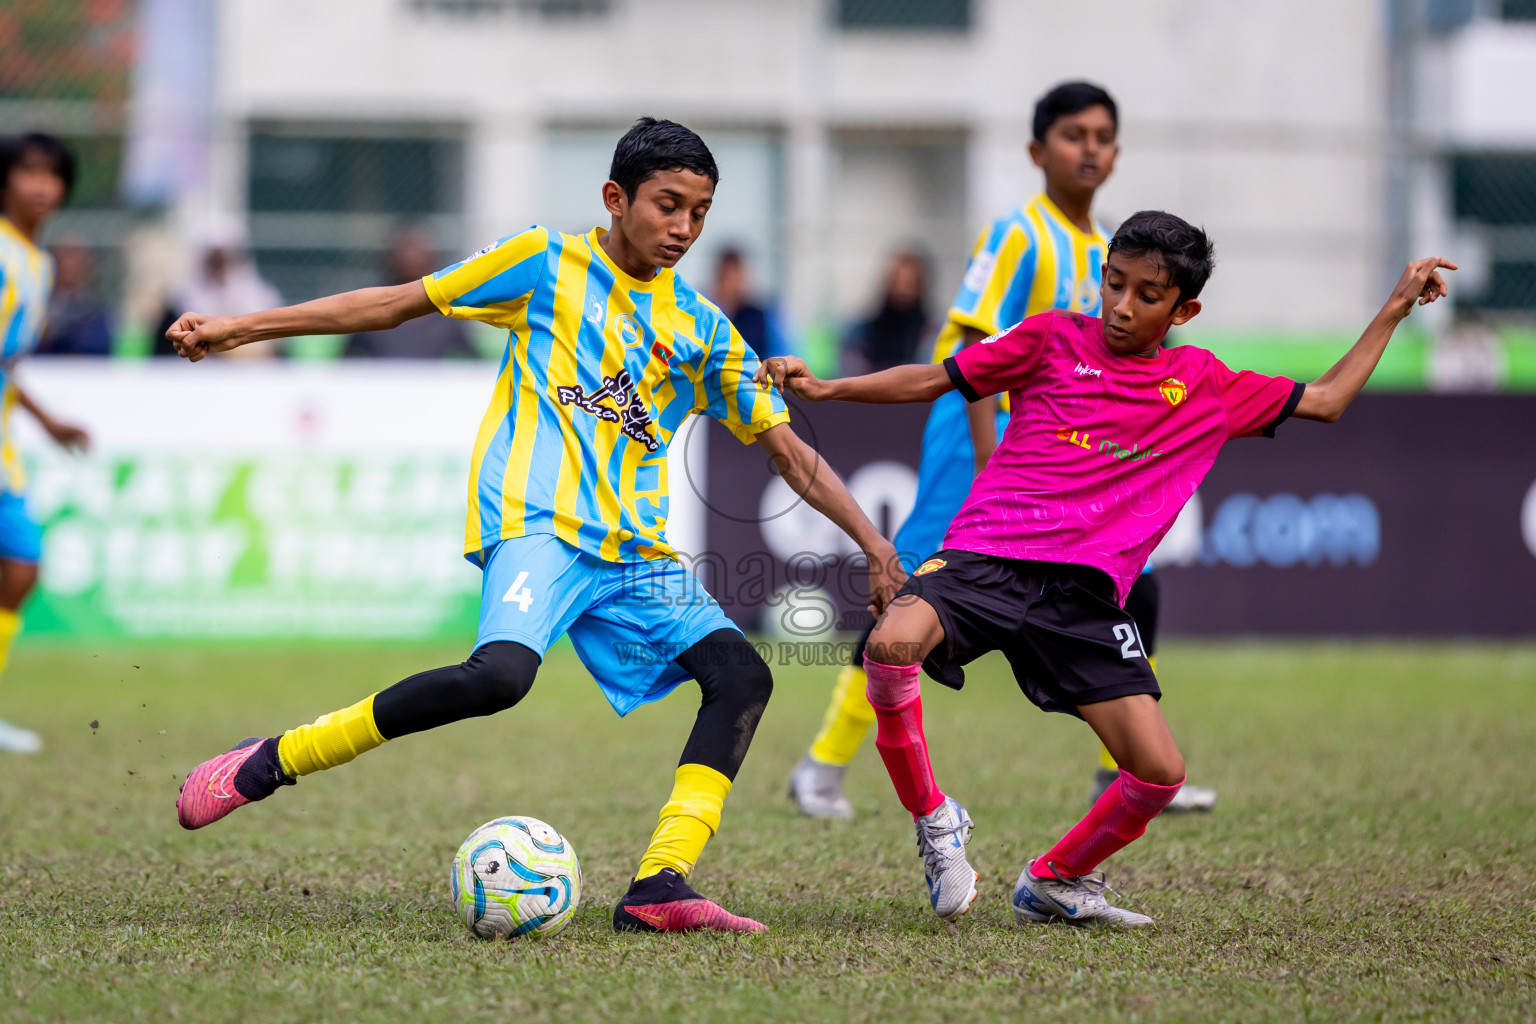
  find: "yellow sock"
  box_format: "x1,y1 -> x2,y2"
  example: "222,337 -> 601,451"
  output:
807,665 -> 875,767
636,763 -> 732,880
1098,656 -> 1155,771
0,607 -> 19,681
276,693 -> 386,778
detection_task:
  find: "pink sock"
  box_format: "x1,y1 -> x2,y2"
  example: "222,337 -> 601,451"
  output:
863,656 -> 943,819
1032,769 -> 1183,878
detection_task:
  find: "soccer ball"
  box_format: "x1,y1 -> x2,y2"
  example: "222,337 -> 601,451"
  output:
450,816 -> 582,939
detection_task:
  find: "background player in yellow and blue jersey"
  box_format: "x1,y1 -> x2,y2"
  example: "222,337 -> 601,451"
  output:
167,119 -> 903,934
0,133 -> 92,755
789,83 -> 1216,818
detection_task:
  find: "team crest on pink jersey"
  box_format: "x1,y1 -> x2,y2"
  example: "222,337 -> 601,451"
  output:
1159,377 -> 1188,407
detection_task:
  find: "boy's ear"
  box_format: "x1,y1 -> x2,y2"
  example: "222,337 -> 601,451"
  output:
601,180 -> 627,219
1028,138 -> 1046,169
1170,298 -> 1202,327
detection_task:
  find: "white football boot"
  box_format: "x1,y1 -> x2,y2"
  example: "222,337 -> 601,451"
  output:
787,755 -> 854,819
915,796 -> 978,920
0,717 -> 42,753
1166,782 -> 1217,813
1013,858 -> 1153,928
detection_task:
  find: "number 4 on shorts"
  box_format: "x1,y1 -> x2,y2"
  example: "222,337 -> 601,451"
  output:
502,571 -> 535,612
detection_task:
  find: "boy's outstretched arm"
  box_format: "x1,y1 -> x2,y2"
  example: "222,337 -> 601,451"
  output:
756,423 -> 906,613
753,357 -> 952,405
14,384 -> 89,451
1294,256 -> 1456,423
165,281 -> 437,362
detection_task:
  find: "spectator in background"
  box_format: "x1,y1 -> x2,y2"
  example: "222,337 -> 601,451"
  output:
38,239 -> 112,355
710,246 -> 791,360
156,233 -> 283,358
345,228 -> 475,359
841,248 -> 931,375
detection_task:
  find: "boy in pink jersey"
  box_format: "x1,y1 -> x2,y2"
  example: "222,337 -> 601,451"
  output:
757,210 -> 1454,927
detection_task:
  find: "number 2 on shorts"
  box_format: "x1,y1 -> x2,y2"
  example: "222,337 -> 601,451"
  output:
1112,622 -> 1146,660
502,571 -> 535,612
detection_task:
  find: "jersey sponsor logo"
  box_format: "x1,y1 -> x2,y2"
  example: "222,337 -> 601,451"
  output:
1074,362 -> 1102,378
914,557 -> 946,576
1055,427 -> 1165,463
585,298 -> 605,326
1159,377 -> 1188,407
555,369 -> 660,451
614,313 -> 643,349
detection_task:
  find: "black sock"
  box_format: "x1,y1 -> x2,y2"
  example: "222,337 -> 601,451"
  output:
232,737 -> 295,802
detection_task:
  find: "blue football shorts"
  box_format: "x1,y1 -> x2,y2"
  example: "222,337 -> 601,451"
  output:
892,390 -> 1010,570
475,532 -> 741,716
0,490 -> 42,564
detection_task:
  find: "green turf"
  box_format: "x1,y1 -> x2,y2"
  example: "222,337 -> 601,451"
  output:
1,641 -> 1533,1023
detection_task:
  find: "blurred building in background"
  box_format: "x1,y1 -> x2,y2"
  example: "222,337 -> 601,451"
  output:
1,0 -> 1533,641
0,0 -> 1530,377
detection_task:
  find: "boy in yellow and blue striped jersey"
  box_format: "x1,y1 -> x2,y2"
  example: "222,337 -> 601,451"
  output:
788,83 -> 1216,818
0,134 -> 92,755
168,119 -> 903,934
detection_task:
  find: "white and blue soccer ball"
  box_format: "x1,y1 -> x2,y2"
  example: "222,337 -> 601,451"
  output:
450,816 -> 581,939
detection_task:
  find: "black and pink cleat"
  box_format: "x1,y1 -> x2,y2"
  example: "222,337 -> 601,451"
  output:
612,868 -> 766,933
176,737 -> 293,830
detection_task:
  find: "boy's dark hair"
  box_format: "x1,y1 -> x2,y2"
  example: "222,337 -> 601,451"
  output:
1107,210 -> 1216,304
609,117 -> 718,201
1032,81 -> 1118,143
0,132 -> 76,203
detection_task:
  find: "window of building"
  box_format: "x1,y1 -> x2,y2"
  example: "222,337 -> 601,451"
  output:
406,0 -> 610,18
834,0 -> 970,31
246,124 -> 465,304
1452,153 -> 1536,310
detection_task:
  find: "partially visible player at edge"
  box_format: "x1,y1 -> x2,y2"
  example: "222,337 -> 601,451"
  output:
167,119 -> 904,934
0,133 -> 92,755
787,82 -> 1214,818
759,213 -> 1453,926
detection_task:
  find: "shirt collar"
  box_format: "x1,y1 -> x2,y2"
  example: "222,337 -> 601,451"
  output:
585,227 -> 666,292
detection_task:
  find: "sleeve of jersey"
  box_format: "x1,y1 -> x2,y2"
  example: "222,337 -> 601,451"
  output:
1213,357 -> 1305,439
698,320 -> 790,445
941,312 -> 1052,402
945,219 -> 1031,337
422,227 -> 549,328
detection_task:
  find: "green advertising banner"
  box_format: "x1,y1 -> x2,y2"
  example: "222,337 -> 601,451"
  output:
27,453 -> 483,640
14,362 -> 531,642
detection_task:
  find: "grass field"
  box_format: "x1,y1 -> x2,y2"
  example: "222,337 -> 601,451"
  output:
2,640 -> 1534,1023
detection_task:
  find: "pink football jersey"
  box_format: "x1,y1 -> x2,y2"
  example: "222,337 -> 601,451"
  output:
942,310 -> 1303,605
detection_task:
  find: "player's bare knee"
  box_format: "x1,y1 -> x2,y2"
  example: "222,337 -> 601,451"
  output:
0,559 -> 38,610
1130,752 -> 1185,788
864,627 -> 922,667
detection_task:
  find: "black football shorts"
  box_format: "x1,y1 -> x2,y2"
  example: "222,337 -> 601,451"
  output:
893,549 -> 1161,716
